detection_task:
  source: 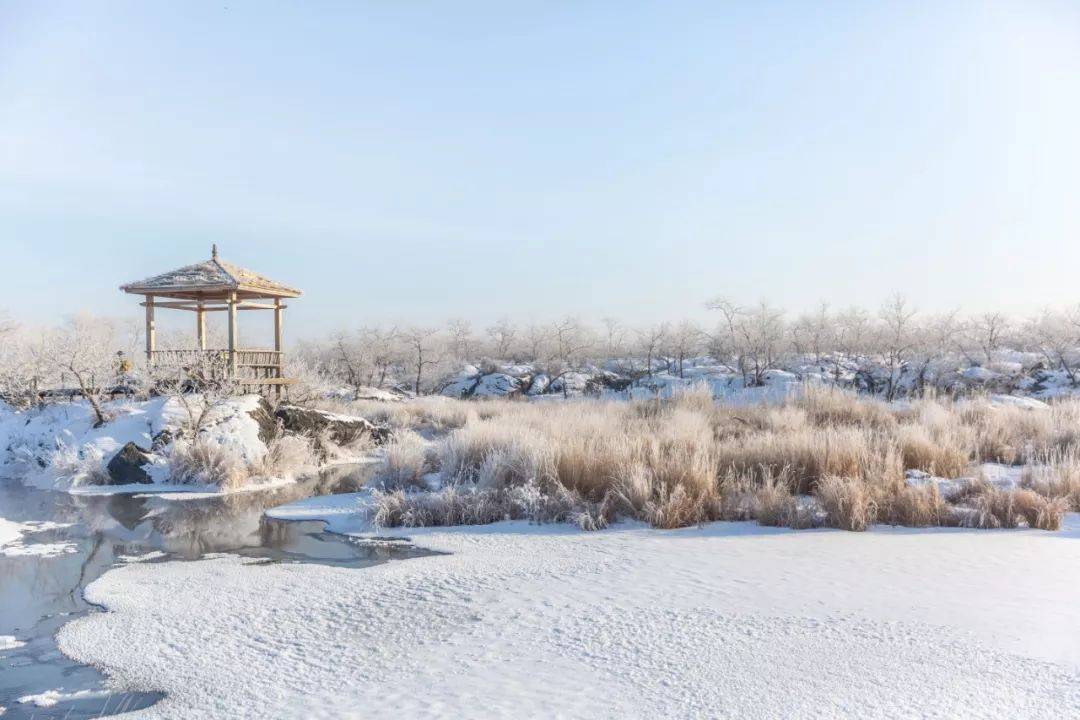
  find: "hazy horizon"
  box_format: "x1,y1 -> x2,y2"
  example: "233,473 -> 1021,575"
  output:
3,1 -> 1080,340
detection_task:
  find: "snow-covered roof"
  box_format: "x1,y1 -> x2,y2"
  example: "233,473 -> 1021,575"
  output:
121,248 -> 301,298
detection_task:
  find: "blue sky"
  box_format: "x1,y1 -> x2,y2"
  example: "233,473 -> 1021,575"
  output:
2,1 -> 1079,340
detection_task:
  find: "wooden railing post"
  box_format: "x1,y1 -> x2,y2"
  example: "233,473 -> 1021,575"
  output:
197,300 -> 206,350
227,291 -> 238,376
145,296 -> 156,365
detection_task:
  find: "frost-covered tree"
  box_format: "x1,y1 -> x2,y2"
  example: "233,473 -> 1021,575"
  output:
446,319 -> 475,362
833,306 -> 872,385
876,295 -> 918,400
0,315 -> 38,408
150,352 -> 241,437
328,326 -> 401,395
547,317 -> 595,397
600,316 -> 638,375
1024,309 -> 1080,386
35,315 -> 121,426
707,299 -> 786,387
330,330 -> 368,395
636,323 -> 669,378
961,312 -> 1012,366
400,326 -> 444,395
520,323 -> 551,363
485,317 -> 516,360
789,302 -> 832,365
667,320 -> 703,379
909,311 -> 960,395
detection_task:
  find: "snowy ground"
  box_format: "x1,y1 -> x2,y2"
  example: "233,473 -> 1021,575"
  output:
55,505 -> 1080,719
0,394 -> 278,493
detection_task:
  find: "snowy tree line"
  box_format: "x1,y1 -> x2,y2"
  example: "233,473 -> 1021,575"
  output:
3,296 -> 1080,404
298,296 -> 1080,399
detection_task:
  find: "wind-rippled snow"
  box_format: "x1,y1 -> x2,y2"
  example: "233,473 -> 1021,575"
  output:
56,516 -> 1080,719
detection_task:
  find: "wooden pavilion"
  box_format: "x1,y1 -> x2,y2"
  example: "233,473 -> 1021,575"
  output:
120,246 -> 302,392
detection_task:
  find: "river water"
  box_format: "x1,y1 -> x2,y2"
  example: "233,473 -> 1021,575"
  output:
0,465 -> 429,719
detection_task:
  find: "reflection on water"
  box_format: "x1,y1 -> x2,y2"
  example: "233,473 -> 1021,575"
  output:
0,463 -> 431,719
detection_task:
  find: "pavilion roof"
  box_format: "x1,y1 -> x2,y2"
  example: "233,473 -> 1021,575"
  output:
120,248 -> 301,299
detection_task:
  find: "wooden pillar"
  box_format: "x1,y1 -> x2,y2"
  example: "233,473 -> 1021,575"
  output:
145,296 -> 156,365
274,298 -> 283,353
227,291 -> 238,375
196,300 -> 207,351
273,298 -> 283,398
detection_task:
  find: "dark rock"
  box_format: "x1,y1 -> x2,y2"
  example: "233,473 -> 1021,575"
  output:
585,372 -> 632,395
248,397 -> 281,444
151,428 -> 174,451
274,405 -> 389,447
106,442 -> 154,485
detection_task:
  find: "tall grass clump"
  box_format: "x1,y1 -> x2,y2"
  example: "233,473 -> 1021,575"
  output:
1021,449 -> 1080,511
48,442 -> 110,487
256,434 -> 319,480
169,431 -> 319,491
365,387 -> 1080,532
815,475 -> 874,531
379,431 -> 438,490
753,469 -> 814,529
169,439 -> 247,490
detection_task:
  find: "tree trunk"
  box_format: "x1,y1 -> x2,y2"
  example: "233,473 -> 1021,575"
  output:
71,368 -> 106,427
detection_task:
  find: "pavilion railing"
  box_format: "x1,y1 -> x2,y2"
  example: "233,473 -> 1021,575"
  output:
149,349 -> 285,385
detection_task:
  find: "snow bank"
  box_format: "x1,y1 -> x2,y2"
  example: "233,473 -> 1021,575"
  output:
264,489 -> 374,532
0,518 -> 21,549
906,462 -> 1028,498
57,515 -> 1080,719
0,395 -> 271,493
0,635 -> 26,651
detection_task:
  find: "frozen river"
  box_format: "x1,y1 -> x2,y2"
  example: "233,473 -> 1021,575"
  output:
0,465 -> 430,719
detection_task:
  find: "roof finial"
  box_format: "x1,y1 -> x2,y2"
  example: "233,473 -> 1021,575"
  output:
212,243 -> 218,261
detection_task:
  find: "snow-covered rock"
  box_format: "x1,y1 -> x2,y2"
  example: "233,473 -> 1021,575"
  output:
526,373 -> 550,396
441,369 -> 525,399
962,366 -> 999,383
275,405 -> 389,446
988,394 -> 1049,410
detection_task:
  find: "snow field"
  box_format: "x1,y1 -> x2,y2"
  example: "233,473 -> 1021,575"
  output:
56,515 -> 1080,719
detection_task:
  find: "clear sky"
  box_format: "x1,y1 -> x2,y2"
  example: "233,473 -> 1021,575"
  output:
2,1 -> 1080,340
